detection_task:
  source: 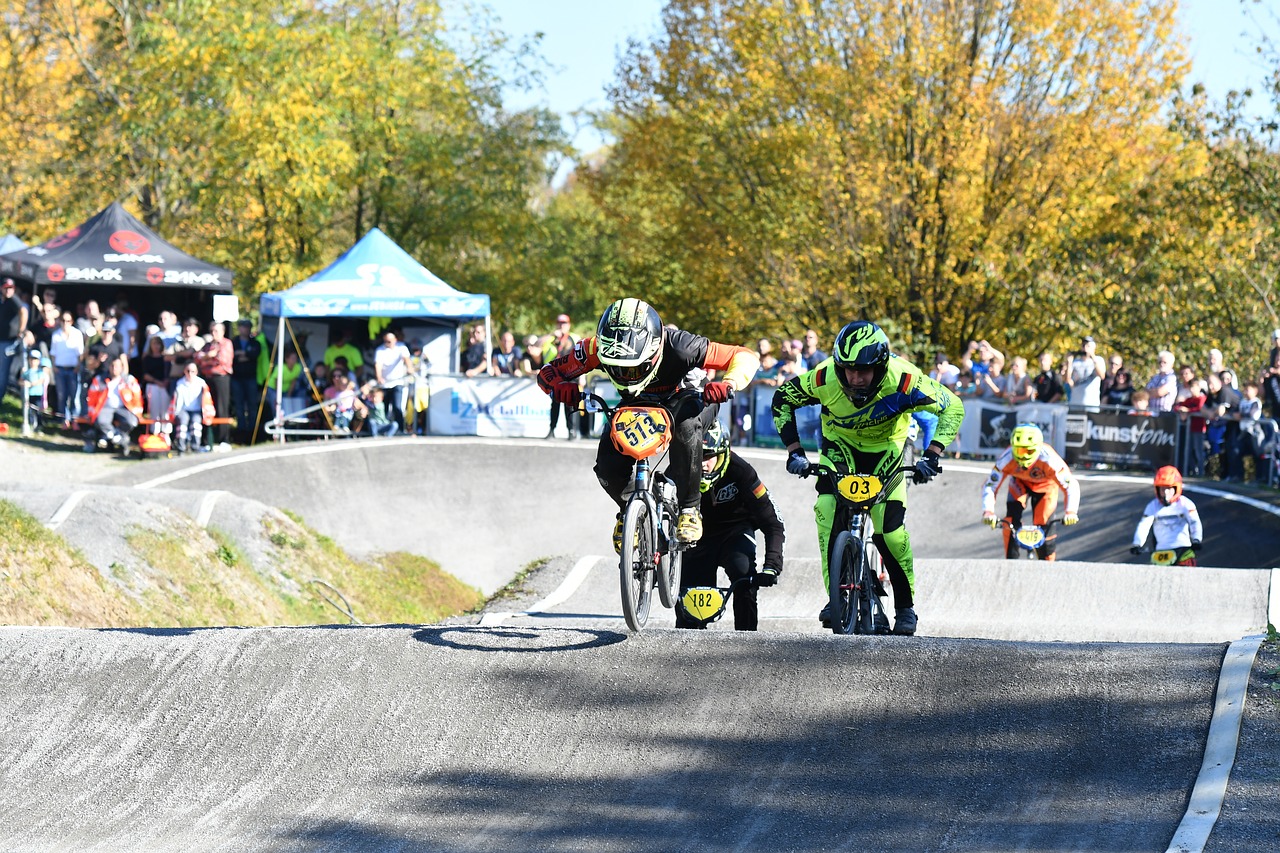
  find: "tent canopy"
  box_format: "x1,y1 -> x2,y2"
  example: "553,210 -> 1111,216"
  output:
0,202 -> 232,291
259,228 -> 488,319
0,233 -> 26,255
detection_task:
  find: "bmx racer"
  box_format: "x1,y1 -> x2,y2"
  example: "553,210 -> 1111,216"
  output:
772,321 -> 963,636
1130,466 -> 1203,566
677,421 -> 786,631
537,298 -> 759,549
980,423 -> 1080,560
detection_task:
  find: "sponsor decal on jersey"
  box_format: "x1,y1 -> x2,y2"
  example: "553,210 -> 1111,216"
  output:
714,483 -> 740,503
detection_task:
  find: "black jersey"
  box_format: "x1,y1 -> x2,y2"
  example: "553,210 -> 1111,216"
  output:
700,452 -> 785,572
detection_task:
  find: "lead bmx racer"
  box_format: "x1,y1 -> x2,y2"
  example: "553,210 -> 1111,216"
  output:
772,321 -> 963,636
537,298 -> 759,550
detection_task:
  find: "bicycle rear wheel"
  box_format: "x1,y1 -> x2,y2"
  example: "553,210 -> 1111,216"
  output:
619,498 -> 656,631
658,541 -> 681,609
828,531 -> 859,635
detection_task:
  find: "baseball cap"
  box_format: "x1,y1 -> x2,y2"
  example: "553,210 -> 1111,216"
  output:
556,313 -> 570,324
0,279 -> 13,288
102,321 -> 116,332
1081,335 -> 1095,343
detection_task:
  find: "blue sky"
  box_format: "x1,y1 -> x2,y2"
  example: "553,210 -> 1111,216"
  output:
474,0 -> 1278,154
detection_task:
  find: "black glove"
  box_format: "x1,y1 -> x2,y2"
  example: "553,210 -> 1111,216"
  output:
786,450 -> 810,477
1129,546 -> 1142,555
755,567 -> 779,587
912,450 -> 942,485
1191,540 -> 1202,552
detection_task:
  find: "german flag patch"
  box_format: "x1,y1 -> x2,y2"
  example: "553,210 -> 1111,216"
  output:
752,483 -> 767,499
815,366 -> 828,386
898,373 -> 915,394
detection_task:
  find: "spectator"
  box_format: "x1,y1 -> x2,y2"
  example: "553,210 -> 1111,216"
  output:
752,340 -> 782,388
1128,388 -> 1153,416
267,350 -> 305,423
1207,348 -> 1232,388
930,352 -> 960,389
169,362 -> 215,454
1263,349 -> 1280,421
518,334 -> 544,376
373,329 -> 414,425
543,314 -> 578,438
1145,350 -> 1178,413
74,299 -> 102,340
1063,336 -> 1105,409
1101,353 -> 1133,407
1204,373 -> 1229,476
1031,352 -> 1064,404
0,278 -> 28,402
1000,356 -> 1035,404
323,328 -> 365,379
322,370 -> 367,433
31,302 -> 59,358
777,346 -> 803,382
166,317 -> 205,386
800,329 -> 827,369
461,322 -> 491,378
1174,378 -> 1208,476
954,368 -> 979,398
1269,328 -> 1280,370
49,311 -> 85,426
491,330 -> 522,376
966,339 -> 1005,378
196,320 -> 234,449
113,296 -> 140,360
84,355 -> 143,455
20,350 -> 47,433
974,359 -> 1004,399
364,386 -> 400,437
231,319 -> 262,443
89,320 -> 126,365
1233,379 -> 1264,480
140,335 -> 171,421
156,310 -> 182,348
1175,365 -> 1197,404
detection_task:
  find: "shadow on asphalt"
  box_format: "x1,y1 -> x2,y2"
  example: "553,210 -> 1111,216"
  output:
412,625 -> 628,653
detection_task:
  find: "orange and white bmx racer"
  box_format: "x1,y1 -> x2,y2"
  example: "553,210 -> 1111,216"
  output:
980,423 -> 1080,560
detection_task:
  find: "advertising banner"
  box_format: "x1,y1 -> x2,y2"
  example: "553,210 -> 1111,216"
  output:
1062,410 -> 1177,469
749,383 -> 820,450
428,376 -> 551,437
950,399 -> 1069,458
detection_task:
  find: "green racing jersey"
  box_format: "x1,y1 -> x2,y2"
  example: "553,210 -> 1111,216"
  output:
771,355 -> 963,454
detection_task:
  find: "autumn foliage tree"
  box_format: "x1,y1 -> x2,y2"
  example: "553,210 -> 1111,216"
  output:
596,0 -> 1193,358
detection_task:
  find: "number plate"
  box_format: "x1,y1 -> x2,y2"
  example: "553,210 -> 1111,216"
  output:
1016,526 -> 1046,548
1151,549 -> 1177,566
609,407 -> 672,459
835,474 -> 883,504
680,587 -> 725,622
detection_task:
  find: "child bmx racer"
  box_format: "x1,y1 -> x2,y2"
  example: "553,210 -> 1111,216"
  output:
1130,466 -> 1203,566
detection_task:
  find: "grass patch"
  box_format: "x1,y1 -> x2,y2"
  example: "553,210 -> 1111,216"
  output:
480,558 -> 547,609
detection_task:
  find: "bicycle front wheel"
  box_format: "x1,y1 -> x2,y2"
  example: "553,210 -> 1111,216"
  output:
828,531 -> 859,635
619,498 -> 656,631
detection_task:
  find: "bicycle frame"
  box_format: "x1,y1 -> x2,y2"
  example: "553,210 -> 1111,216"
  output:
585,393 -> 685,631
809,463 -> 912,635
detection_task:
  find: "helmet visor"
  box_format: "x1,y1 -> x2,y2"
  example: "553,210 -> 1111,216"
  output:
606,362 -> 652,386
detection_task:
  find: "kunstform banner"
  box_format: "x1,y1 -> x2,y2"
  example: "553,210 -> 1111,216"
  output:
1062,410 -> 1176,469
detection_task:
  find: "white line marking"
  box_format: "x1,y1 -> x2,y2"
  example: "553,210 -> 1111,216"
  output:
479,556 -> 602,626
46,490 -> 89,531
528,555 -> 600,613
195,491 -> 227,528
1270,569 -> 1279,629
1165,635 -> 1266,853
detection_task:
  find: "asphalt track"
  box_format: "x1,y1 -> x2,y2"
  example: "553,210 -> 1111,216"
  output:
1,437 -> 1278,852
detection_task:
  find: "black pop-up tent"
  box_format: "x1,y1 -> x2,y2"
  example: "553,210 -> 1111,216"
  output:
0,202 -> 232,290
0,202 -> 234,327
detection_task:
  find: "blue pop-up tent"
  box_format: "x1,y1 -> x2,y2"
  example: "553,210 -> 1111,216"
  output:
0,234 -> 27,254
259,228 -> 491,438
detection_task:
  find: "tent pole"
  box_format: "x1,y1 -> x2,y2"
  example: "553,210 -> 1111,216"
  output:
276,315 -> 285,444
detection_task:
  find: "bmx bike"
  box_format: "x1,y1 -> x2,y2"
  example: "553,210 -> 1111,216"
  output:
994,516 -> 1066,560
583,392 -> 685,632
1137,545 -> 1196,566
803,462 -> 913,636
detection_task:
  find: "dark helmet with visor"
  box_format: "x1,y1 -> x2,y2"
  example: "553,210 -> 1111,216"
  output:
832,321 -> 891,405
596,298 -> 665,393
700,420 -> 731,492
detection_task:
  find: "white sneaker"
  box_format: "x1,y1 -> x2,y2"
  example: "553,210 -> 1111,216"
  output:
214,442 -> 232,452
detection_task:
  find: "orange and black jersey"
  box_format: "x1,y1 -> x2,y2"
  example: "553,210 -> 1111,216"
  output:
700,452 -> 785,572
538,328 -> 758,399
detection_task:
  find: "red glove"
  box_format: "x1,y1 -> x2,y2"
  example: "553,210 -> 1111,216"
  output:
537,365 -> 559,395
552,382 -> 580,406
702,381 -> 734,404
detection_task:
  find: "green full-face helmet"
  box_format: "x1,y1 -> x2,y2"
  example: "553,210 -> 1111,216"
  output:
832,321 -> 891,405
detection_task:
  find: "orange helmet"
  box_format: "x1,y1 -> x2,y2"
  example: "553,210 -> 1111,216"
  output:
1153,465 -> 1183,503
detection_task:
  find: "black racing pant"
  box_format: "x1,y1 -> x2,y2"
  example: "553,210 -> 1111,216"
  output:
675,523 -> 759,631
594,391 -> 719,512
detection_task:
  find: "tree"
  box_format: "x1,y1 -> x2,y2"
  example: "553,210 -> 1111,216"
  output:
597,0 -> 1192,357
